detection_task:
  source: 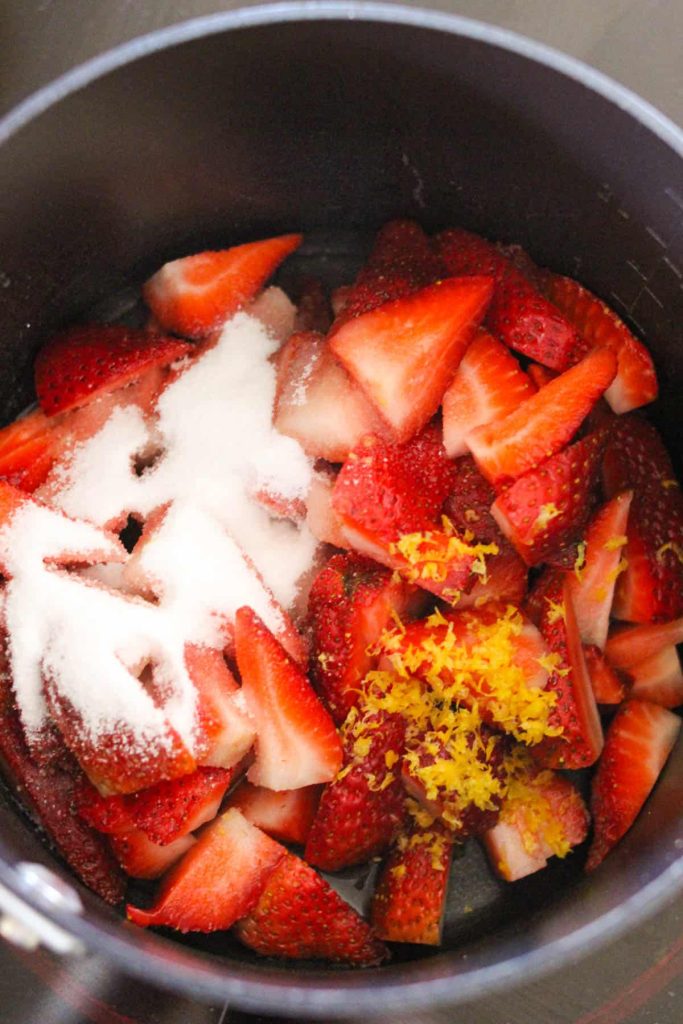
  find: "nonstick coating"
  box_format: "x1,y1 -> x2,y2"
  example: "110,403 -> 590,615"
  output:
0,4 -> 681,1017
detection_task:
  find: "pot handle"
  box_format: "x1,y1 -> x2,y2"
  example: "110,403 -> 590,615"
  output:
0,863 -> 85,955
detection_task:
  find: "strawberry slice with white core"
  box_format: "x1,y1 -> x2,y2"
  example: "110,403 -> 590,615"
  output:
111,829 -> 196,880
143,234 -> 302,338
583,645 -> 626,705
227,781 -> 321,845
329,276 -> 494,443
467,347 -> 617,487
626,646 -> 683,708
126,808 -> 286,931
442,330 -> 535,458
234,607 -> 342,790
274,331 -> 386,462
542,273 -> 658,414
305,470 -> 347,548
587,700 -> 681,870
184,645 -> 256,769
606,618 -> 683,669
567,491 -> 633,649
246,286 -> 297,346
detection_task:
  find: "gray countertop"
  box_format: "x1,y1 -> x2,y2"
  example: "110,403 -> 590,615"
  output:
0,3 -> 682,1023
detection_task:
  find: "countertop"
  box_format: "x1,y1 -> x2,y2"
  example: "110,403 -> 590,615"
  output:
0,2 -> 681,1023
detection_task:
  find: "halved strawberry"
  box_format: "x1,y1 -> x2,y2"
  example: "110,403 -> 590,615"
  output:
605,618 -> 683,669
530,576 -> 604,769
127,808 -> 286,931
235,851 -> 388,965
371,822 -> 454,945
111,829 -> 196,880
527,363 -> 556,389
483,754 -> 589,882
586,700 -> 681,870
307,552 -> 417,724
603,416 -> 683,623
491,432 -> 607,566
143,234 -> 303,338
442,330 -> 535,458
274,331 -> 385,462
305,469 -> 347,548
329,276 -> 494,443
583,645 -> 626,705
227,781 -> 321,845
332,219 -> 445,328
467,347 -> 617,488
435,228 -> 584,370
0,408 -> 64,492
542,274 -> 658,413
184,645 -> 256,769
304,709 -> 407,871
567,491 -> 633,649
625,646 -> 683,708
234,607 -> 342,790
34,325 -> 191,416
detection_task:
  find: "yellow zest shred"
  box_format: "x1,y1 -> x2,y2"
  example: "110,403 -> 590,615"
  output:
389,516 -> 498,588
545,598 -> 566,624
573,541 -> 587,582
656,541 -> 683,564
535,503 -> 563,531
604,534 -> 628,552
499,748 -> 573,859
661,478 -> 679,490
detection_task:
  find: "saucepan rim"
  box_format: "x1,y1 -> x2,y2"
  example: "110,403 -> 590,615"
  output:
0,2 -> 682,1016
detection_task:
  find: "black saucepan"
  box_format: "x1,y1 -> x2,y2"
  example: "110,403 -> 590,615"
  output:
0,4 -> 681,1018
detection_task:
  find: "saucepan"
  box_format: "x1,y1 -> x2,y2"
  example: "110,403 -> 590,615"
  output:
0,3 -> 681,1017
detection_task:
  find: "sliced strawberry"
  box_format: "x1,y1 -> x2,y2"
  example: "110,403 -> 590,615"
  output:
143,234 -> 303,338
34,325 -> 191,416
467,347 -> 617,487
530,576 -> 604,769
586,700 -> 681,870
0,408 -> 64,492
542,274 -> 658,413
227,781 -> 321,845
606,618 -> 683,669
442,330 -> 535,458
583,645 -> 626,704
332,219 -> 444,328
304,709 -> 407,871
246,285 -> 297,346
435,228 -> 584,370
603,416 -> 683,623
455,543 -> 528,609
483,754 -> 589,882
567,492 -> 633,649
127,808 -> 286,931
307,552 -> 416,724
235,851 -> 388,965
274,331 -> 385,462
234,607 -> 342,790
329,276 -> 494,443
293,276 -> 333,334
371,822 -> 454,945
184,645 -> 256,769
491,432 -> 607,566
625,646 -> 683,708
0,695 -> 126,905
111,829 -> 196,880
305,469 -> 347,548
527,363 -> 556,389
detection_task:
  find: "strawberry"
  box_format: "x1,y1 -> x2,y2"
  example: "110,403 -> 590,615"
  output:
586,700 -> 681,870
527,363 -> 556,389
246,286 -> 297,346
127,808 -> 286,931
235,851 -> 388,965
332,219 -> 445,328
542,273 -> 658,413
603,416 -> 683,622
483,754 -> 589,882
442,331 -> 535,458
530,575 -> 604,769
0,694 -> 126,905
625,646 -> 683,708
110,829 -> 196,880
34,325 -> 191,416
227,781 -> 321,845
467,347 -> 617,487
435,228 -> 584,370
234,607 -> 342,790
371,822 -> 454,945
307,552 -> 417,724
305,469 -> 347,548
304,709 -> 407,871
329,276 -> 494,443
606,618 -> 683,669
293,276 -> 333,334
491,432 -> 607,566
455,543 -> 528,609
567,491 -> 633,649
143,234 -> 303,338
583,645 -> 626,705
184,645 -> 256,769
274,330 -> 386,462
0,408 -> 63,492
